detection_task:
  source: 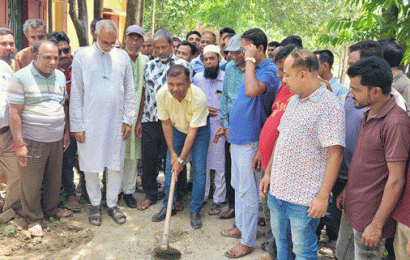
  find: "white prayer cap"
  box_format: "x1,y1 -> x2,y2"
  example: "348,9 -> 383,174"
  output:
203,45 -> 221,56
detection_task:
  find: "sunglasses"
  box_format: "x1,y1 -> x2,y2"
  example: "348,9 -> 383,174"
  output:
58,47 -> 71,56
291,47 -> 306,61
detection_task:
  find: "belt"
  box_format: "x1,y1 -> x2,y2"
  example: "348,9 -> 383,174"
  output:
0,126 -> 10,135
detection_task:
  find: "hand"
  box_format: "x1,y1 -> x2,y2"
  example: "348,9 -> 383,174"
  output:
224,128 -> 229,142
259,173 -> 270,198
135,121 -> 142,138
361,222 -> 382,247
307,195 -> 329,218
336,188 -> 346,210
171,160 -> 184,181
63,132 -> 70,152
122,123 -> 132,141
244,44 -> 258,60
213,126 -> 225,144
252,150 -> 261,173
15,145 -> 28,167
319,77 -> 332,92
74,131 -> 86,143
208,106 -> 218,117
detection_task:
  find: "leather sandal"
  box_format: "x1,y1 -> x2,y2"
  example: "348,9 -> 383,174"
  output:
88,206 -> 102,226
108,206 -> 126,225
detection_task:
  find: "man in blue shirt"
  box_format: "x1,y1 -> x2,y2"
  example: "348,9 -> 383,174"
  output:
221,28 -> 280,259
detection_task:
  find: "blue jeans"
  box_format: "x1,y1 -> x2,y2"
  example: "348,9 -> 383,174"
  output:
163,125 -> 210,213
268,194 -> 320,260
62,136 -> 77,198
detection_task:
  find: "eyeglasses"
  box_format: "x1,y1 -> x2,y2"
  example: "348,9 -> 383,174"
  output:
58,47 -> 70,56
291,47 -> 306,61
239,47 -> 245,54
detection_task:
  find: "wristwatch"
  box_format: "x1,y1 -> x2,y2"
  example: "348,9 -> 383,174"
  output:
178,157 -> 187,166
245,57 -> 256,63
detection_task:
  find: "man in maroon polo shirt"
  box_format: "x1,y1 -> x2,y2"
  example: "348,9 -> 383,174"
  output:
339,56 -> 410,259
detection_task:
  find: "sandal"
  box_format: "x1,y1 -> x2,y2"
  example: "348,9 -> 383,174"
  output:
225,242 -> 255,258
47,208 -> 72,218
28,223 -> 44,237
209,203 -> 223,215
88,206 -> 102,226
108,206 -> 126,225
67,196 -> 81,213
221,227 -> 242,238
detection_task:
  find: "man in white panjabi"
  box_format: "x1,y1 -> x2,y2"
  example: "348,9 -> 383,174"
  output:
70,20 -> 136,226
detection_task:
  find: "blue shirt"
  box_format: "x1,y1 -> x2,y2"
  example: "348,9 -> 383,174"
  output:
329,77 -> 349,97
221,61 -> 245,129
229,58 -> 280,145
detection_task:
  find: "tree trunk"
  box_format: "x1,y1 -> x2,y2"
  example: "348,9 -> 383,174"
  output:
48,0 -> 53,33
94,0 -> 103,20
139,0 -> 145,26
150,0 -> 156,34
68,0 -> 89,47
123,0 -> 142,46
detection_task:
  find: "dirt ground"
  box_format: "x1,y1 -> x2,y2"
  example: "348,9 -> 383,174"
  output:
0,176 -> 336,260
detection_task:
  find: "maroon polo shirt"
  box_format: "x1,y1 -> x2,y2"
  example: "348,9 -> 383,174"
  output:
345,95 -> 410,238
392,163 -> 410,228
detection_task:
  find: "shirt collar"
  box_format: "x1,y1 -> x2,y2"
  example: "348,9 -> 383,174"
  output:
329,77 -> 337,84
364,94 -> 396,120
393,70 -> 403,80
166,84 -> 193,102
154,54 -> 176,64
29,62 -> 56,80
256,58 -> 271,70
298,85 -> 326,103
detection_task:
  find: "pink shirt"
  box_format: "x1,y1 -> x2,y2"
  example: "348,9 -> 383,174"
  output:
270,86 -> 345,206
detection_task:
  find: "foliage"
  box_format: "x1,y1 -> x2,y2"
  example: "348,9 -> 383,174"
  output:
320,0 -> 410,64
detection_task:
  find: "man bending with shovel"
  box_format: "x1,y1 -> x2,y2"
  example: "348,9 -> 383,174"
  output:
153,64 -> 209,229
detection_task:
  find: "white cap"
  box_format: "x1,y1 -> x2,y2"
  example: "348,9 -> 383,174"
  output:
203,45 -> 221,56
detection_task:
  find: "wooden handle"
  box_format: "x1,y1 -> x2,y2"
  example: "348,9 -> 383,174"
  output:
161,169 -> 177,246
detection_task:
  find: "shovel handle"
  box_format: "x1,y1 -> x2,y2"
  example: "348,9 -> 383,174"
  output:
161,169 -> 177,245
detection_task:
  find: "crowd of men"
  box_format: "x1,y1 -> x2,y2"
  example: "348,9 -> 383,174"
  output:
0,17 -> 410,260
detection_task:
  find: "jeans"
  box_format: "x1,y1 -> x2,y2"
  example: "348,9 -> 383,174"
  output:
163,125 -> 210,213
268,194 -> 320,260
62,136 -> 77,198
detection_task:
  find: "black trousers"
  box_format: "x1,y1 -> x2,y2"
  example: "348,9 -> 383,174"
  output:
141,121 -> 167,201
225,142 -> 235,208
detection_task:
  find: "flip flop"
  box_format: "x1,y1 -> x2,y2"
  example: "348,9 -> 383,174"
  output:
67,196 -> 81,213
225,243 -> 255,259
28,223 -> 44,237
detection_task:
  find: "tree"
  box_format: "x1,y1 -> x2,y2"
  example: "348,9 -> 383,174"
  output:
123,0 -> 144,45
94,0 -> 104,20
68,0 -> 89,46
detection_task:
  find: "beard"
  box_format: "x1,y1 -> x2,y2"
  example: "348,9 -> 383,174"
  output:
1,52 -> 14,62
204,64 -> 219,79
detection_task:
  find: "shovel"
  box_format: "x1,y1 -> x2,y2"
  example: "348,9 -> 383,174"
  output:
154,169 -> 181,259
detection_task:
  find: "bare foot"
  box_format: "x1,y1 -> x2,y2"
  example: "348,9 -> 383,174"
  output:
137,199 -> 155,211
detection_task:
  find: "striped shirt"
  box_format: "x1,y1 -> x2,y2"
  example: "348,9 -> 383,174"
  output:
8,62 -> 67,142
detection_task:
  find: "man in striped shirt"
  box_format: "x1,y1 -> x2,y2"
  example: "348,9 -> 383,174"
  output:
8,40 -> 71,237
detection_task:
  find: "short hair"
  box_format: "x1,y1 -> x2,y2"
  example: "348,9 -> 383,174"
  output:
143,33 -> 153,41
23,19 -> 46,36
280,35 -> 303,48
222,33 -> 235,41
153,28 -> 173,44
313,49 -> 334,68
349,40 -> 383,59
202,31 -> 217,44
90,18 -> 103,31
379,38 -> 403,68
186,30 -> 201,40
48,31 -> 70,45
172,36 -> 181,42
289,48 -> 319,72
274,44 -> 298,63
0,28 -> 13,36
347,56 -> 392,94
178,41 -> 197,56
219,27 -> 236,37
95,20 -> 118,35
268,41 -> 280,48
241,28 -> 268,52
167,64 -> 190,80
32,40 -> 57,55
